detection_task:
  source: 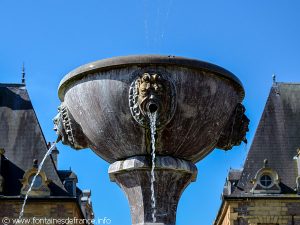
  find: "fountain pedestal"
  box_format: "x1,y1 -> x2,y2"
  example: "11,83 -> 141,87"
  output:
109,156 -> 197,225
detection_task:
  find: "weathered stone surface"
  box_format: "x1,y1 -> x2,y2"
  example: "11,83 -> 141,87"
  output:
56,55 -> 247,163
109,156 -> 197,225
216,103 -> 249,150
55,55 -> 249,225
214,199 -> 300,225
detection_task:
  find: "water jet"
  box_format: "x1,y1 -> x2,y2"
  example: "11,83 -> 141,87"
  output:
54,55 -> 249,225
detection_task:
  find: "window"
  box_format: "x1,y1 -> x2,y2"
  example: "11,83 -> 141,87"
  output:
260,174 -> 272,187
28,174 -> 43,188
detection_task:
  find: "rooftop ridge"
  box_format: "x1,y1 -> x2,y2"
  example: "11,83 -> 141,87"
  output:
0,83 -> 25,87
274,82 -> 300,85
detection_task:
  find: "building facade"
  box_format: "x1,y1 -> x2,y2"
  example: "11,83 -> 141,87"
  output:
0,82 -> 94,224
215,83 -> 300,225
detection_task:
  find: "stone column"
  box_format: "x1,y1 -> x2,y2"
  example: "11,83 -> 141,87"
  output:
109,156 -> 197,225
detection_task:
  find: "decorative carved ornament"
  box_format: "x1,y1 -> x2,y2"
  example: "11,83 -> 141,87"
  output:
216,103 -> 250,150
129,71 -> 176,128
20,164 -> 50,197
53,103 -> 76,147
53,103 -> 88,149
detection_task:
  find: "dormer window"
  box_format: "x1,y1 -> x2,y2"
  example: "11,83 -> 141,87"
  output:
20,159 -> 50,197
251,159 -> 281,194
260,174 -> 272,188
28,174 -> 43,189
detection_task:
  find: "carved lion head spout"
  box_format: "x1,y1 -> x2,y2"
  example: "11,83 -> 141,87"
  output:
138,73 -> 165,115
129,72 -> 176,128
53,111 -> 64,143
216,103 -> 250,151
53,103 -> 89,149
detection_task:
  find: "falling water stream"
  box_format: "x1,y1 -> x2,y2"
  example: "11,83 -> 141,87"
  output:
18,142 -> 57,221
148,112 -> 157,223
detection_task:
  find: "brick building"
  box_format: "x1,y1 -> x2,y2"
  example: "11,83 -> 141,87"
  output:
214,82 -> 300,225
0,81 -> 94,224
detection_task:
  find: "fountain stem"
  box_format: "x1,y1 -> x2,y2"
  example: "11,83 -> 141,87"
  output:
109,156 -> 197,225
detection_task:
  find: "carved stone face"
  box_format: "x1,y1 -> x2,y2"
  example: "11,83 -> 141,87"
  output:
216,103 -> 250,150
129,72 -> 176,128
53,106 -> 67,144
138,73 -> 165,114
53,104 -> 89,149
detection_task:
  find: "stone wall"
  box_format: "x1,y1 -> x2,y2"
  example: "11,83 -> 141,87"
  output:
216,199 -> 300,225
0,199 -> 86,225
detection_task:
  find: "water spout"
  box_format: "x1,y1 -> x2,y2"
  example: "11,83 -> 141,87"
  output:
148,111 -> 157,223
147,102 -> 159,114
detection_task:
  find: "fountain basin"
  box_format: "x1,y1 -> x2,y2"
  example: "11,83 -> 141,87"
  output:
55,55 -> 248,163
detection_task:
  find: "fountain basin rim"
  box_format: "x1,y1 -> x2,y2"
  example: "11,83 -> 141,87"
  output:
58,54 -> 244,101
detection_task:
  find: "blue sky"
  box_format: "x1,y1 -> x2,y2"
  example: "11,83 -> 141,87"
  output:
1,1 -> 300,224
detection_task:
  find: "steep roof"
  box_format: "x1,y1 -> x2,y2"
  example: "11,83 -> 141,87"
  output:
228,169 -> 242,181
228,83 -> 300,197
0,83 -> 68,196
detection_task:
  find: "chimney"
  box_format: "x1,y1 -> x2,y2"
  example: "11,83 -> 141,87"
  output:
294,148 -> 300,194
80,190 -> 94,220
48,142 -> 59,168
64,172 -> 78,196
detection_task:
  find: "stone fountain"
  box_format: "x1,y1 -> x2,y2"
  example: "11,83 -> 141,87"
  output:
54,55 -> 249,225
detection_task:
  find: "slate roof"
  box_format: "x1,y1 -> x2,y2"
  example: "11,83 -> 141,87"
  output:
0,83 -> 69,196
58,170 -> 78,181
226,83 -> 300,197
228,169 -> 242,181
